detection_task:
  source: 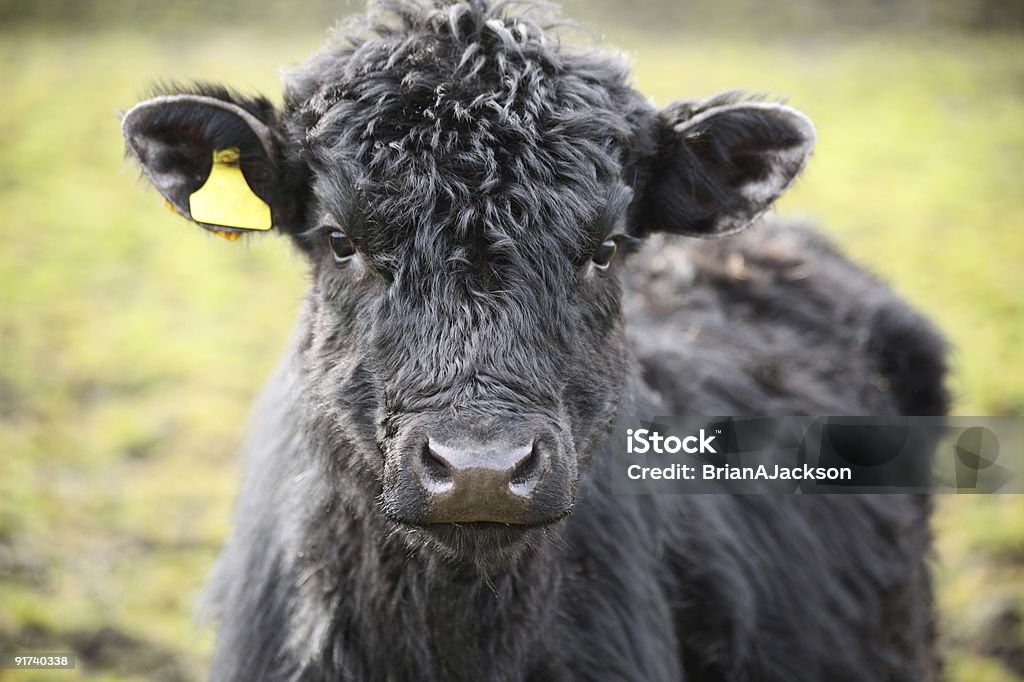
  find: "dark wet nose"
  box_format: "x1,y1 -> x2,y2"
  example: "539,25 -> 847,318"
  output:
415,438 -> 547,524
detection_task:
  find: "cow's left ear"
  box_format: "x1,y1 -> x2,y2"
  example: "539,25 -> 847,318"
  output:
122,88 -> 303,239
635,98 -> 816,238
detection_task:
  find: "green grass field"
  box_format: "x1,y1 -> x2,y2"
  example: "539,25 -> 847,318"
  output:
0,25 -> 1022,681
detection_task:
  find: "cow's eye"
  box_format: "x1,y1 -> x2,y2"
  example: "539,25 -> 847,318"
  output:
328,230 -> 357,263
591,238 -> 618,269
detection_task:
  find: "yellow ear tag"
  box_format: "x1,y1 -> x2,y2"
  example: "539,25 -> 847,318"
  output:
188,148 -> 272,231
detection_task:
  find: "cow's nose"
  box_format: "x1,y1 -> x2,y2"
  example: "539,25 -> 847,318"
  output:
415,438 -> 547,524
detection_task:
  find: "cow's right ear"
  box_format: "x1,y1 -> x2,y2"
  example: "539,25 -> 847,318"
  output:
633,95 -> 816,239
122,89 -> 303,239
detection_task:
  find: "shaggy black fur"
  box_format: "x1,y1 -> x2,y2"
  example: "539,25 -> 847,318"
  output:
122,1 -> 948,680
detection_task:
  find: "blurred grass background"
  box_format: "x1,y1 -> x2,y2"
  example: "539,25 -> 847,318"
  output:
0,0 -> 1023,679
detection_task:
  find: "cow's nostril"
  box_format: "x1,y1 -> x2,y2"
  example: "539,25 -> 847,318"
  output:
510,441 -> 541,489
419,441 -> 454,492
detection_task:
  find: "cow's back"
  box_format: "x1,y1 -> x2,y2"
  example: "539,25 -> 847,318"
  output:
622,221 -> 948,418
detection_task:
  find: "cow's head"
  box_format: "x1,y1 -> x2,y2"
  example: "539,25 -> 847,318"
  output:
123,1 -> 813,569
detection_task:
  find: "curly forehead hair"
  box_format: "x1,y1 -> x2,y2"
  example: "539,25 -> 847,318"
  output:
283,0 -> 650,270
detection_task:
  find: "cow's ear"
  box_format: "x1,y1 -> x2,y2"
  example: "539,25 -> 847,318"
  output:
635,97 -> 815,238
122,88 -> 302,239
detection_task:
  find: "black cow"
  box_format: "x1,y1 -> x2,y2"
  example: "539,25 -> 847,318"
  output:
122,1 -> 947,679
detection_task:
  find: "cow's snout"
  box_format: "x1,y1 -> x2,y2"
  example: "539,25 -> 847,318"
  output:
415,438 -> 546,524
381,423 -> 575,529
